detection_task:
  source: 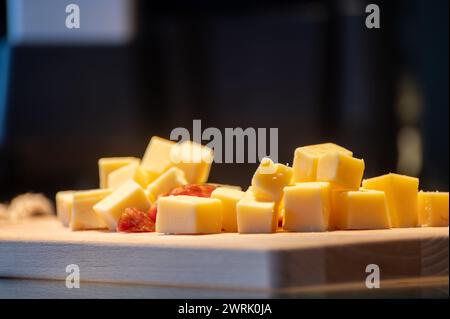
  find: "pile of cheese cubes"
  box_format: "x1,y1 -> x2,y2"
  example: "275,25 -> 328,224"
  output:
236,142 -> 449,233
56,138 -> 449,234
56,137 -> 213,231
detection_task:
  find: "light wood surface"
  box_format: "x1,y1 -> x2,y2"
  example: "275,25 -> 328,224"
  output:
0,217 -> 448,293
1,277 -> 448,298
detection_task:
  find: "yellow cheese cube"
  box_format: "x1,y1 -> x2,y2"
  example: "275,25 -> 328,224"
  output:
107,162 -> 139,189
141,136 -> 177,180
156,195 -> 223,234
329,189 -> 347,230
107,163 -> 154,190
244,185 -> 284,226
236,190 -> 277,234
418,191 -> 449,227
292,143 -> 353,183
211,187 -> 246,232
316,153 -> 365,190
251,157 -> 293,202
133,167 -> 154,188
98,157 -> 140,188
171,141 -> 214,184
70,189 -> 112,230
362,173 -> 419,228
146,167 -> 188,201
336,190 -> 391,230
283,182 -> 331,232
56,191 -> 75,227
94,180 -> 151,231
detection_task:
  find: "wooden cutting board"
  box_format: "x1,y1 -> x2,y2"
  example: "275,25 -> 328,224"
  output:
0,217 -> 448,293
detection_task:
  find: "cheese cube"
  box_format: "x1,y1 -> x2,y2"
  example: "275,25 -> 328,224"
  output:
156,195 -> 223,234
70,189 -> 112,230
133,166 -> 154,189
133,167 -> 154,188
292,143 -> 353,183
316,153 -> 365,190
56,191 -> 75,227
362,173 -> 419,228
336,190 -> 391,230
146,167 -> 188,201
107,162 -> 139,189
236,190 -> 277,234
107,163 -> 154,190
141,136 -> 177,180
283,182 -> 331,232
94,180 -> 151,231
211,187 -> 246,232
171,141 -> 214,184
329,190 -> 347,230
251,157 -> 293,202
418,191 -> 449,227
98,157 -> 140,188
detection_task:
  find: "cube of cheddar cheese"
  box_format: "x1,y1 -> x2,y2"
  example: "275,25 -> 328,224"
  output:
316,153 -> 365,190
70,189 -> 112,230
283,182 -> 331,232
171,141 -> 214,184
329,189 -> 347,230
133,166 -> 154,189
236,189 -> 277,234
98,157 -> 140,188
418,191 -> 449,227
94,180 -> 151,231
335,190 -> 391,230
108,162 -> 154,190
292,143 -> 353,183
211,187 -> 245,232
141,136 -> 177,180
56,191 -> 75,227
146,167 -> 188,201
362,173 -> 418,228
156,195 -> 223,234
107,163 -> 156,189
107,162 -> 139,189
141,137 -> 214,184
251,157 -> 293,202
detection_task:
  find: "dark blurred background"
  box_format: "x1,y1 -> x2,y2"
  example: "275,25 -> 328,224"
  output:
0,0 -> 448,201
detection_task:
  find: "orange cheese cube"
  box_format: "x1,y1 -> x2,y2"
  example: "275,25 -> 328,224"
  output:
335,190 -> 391,230
251,157 -> 293,202
292,143 -> 353,183
362,173 -> 418,228
329,189 -> 347,230
418,191 -> 449,227
316,153 -> 365,190
283,182 -> 331,232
